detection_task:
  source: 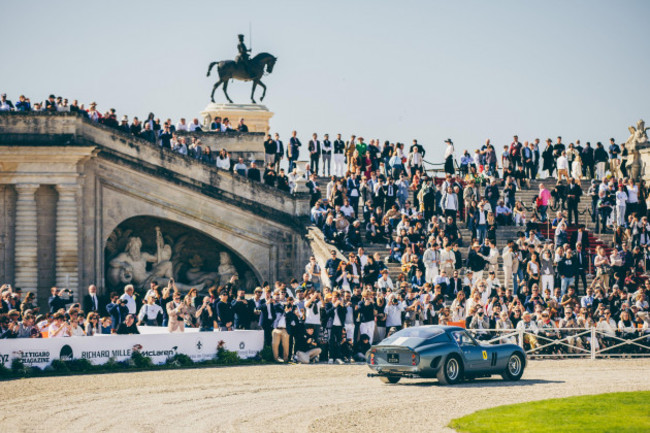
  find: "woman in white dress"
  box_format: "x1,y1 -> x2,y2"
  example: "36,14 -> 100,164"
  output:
572,154 -> 583,186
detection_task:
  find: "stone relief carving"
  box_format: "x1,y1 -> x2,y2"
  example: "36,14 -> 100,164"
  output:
106,223 -> 253,292
625,119 -> 649,180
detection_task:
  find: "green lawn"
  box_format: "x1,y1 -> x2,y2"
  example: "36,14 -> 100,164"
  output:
449,391 -> 650,433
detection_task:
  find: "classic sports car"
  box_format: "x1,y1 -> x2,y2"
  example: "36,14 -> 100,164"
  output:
367,325 -> 526,385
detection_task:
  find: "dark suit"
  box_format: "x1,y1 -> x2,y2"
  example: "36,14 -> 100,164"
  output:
288,137 -> 301,171
573,248 -> 588,294
274,140 -> 284,171
231,299 -> 251,329
566,184 -> 583,225
325,302 -> 347,361
264,139 -> 276,157
48,295 -> 69,313
247,167 -> 261,182
448,277 -> 464,299
216,301 -> 234,329
309,139 -> 321,174
570,229 -> 590,251
83,294 -> 107,316
258,299 -> 276,346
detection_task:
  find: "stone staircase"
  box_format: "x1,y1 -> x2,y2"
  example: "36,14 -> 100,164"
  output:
313,174 -> 616,291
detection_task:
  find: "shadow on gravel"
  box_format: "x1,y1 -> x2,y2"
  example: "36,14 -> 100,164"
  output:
399,378 -> 564,387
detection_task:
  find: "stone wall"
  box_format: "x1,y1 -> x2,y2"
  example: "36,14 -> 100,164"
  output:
0,185 -> 16,286
0,112 -> 313,305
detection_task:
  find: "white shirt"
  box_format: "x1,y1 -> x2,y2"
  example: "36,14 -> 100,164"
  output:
332,306 -> 343,326
138,303 -> 163,322
377,276 -> 394,290
120,293 -> 136,314
615,191 -> 628,206
340,204 -> 354,218
358,254 -> 368,268
188,122 -> 201,132
176,122 -> 188,131
627,185 -> 639,203
385,302 -> 405,327
216,156 -> 231,170
444,144 -> 455,158
439,249 -> 455,269
423,249 -> 438,269
304,301 -> 322,325
557,156 -> 568,170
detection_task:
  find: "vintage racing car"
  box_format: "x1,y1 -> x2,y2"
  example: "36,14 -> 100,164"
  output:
367,325 -> 526,384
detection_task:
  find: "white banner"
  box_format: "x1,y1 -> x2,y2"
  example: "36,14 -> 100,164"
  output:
0,330 -> 263,369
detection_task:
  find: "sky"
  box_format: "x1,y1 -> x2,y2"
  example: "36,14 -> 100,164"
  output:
1,0 -> 649,159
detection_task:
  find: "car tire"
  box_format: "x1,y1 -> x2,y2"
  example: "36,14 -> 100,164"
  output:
380,376 -> 401,384
437,354 -> 464,385
501,352 -> 525,381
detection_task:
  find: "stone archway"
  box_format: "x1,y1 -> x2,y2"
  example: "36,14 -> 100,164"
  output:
104,216 -> 260,293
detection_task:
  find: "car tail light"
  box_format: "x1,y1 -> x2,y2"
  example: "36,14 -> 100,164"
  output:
370,350 -> 376,365
411,353 -> 418,366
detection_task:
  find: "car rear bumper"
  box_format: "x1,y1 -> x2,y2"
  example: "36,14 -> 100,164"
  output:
367,363 -> 437,378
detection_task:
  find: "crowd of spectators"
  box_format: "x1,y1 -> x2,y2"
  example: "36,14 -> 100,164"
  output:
2,92 -> 650,360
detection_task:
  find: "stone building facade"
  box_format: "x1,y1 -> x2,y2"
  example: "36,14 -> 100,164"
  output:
0,112 -> 311,308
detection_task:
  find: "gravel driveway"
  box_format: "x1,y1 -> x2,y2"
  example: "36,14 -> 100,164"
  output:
0,359 -> 648,432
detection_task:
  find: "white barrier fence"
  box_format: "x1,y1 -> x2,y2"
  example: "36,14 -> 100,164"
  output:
467,327 -> 650,359
0,330 -> 264,369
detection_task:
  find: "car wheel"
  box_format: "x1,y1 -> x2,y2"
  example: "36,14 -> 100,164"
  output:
380,376 -> 401,384
437,354 -> 464,385
501,353 -> 524,381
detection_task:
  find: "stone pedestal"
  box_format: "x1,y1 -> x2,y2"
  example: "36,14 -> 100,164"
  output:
55,184 -> 80,297
201,103 -> 274,133
14,183 -> 39,290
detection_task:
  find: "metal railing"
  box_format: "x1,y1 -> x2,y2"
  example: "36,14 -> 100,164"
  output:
466,327 -> 650,359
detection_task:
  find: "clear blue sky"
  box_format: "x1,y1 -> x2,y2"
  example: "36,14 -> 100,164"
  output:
1,0 -> 649,158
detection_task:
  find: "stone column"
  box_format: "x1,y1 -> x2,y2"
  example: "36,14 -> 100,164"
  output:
55,183 -> 80,298
14,183 -> 40,290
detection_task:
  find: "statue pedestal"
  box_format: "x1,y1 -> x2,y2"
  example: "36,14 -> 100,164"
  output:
201,103 -> 274,133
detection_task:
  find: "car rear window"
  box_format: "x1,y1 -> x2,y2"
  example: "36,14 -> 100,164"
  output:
384,327 -> 445,342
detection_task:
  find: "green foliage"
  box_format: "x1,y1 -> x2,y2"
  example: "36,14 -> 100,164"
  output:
65,359 -> 94,372
131,351 -> 154,368
0,363 -> 11,377
10,358 -> 25,372
166,353 -> 194,367
50,359 -> 70,372
215,348 -> 241,365
0,350 -> 263,381
450,391 -> 650,433
259,345 -> 275,362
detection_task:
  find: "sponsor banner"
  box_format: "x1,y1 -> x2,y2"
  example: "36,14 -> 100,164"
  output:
0,330 -> 263,369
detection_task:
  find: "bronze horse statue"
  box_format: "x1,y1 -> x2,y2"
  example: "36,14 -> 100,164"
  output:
206,52 -> 277,104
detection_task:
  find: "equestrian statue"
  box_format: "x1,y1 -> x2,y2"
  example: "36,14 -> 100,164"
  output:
206,34 -> 277,104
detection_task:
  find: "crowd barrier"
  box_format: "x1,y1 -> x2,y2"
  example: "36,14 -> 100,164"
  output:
0,329 -> 264,369
465,327 -> 650,359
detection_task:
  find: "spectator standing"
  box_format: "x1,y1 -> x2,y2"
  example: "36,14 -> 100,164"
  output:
615,184 -> 628,227
264,134 -> 276,167
321,134 -> 332,176
608,138 -> 621,178
166,291 -> 188,333
273,133 -> 284,172
594,142 -> 608,179
309,133 -> 321,175
288,130 -> 301,172
443,139 -> 455,174
237,118 -> 248,132
566,178 -> 582,225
